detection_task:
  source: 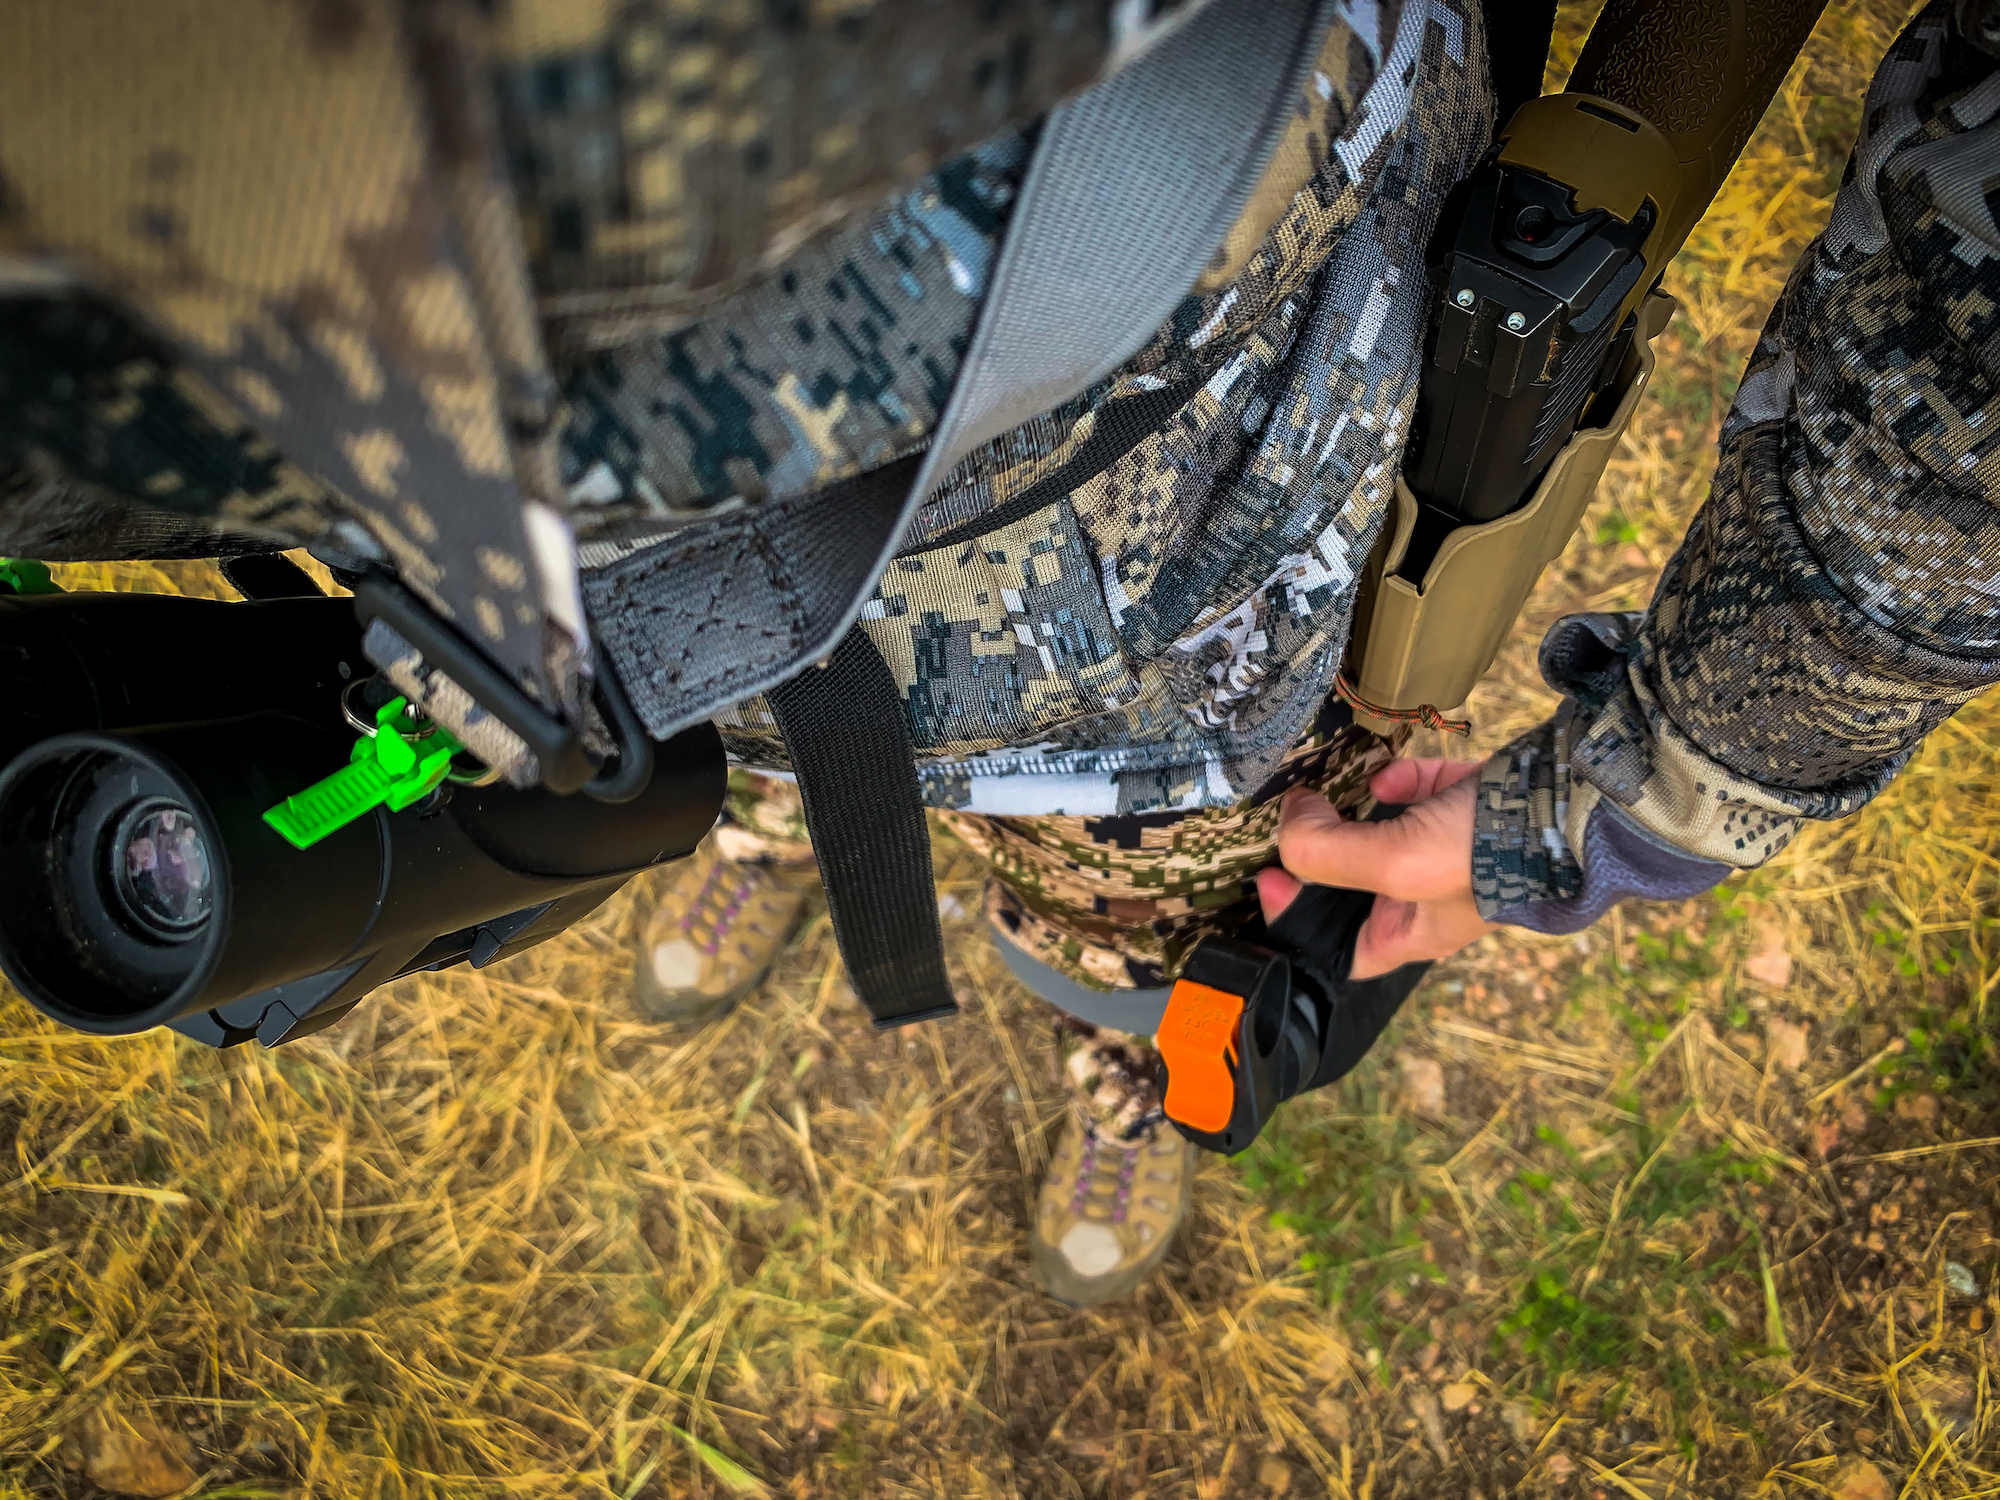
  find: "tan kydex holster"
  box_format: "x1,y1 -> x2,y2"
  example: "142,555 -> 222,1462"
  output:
1347,288 -> 1675,733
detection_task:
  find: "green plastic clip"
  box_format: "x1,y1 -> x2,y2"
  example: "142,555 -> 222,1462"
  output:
263,696 -> 463,850
0,558 -> 59,596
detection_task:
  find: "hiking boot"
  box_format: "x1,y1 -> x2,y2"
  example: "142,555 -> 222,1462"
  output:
632,846 -> 818,1025
1031,1112 -> 1195,1306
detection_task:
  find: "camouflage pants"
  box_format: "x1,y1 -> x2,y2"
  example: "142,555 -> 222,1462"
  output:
721,706 -> 1401,1140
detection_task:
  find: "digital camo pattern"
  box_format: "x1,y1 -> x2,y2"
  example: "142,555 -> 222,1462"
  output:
0,295 -> 335,550
559,135 -> 1027,530
492,0 -> 1205,351
720,701 -> 1396,992
0,0 -> 1214,746
1476,3 -> 2000,918
0,0 -> 565,711
0,0 -> 1486,826
948,709 -> 1399,992
713,767 -> 814,867
0,454 -> 283,564
699,1 -> 1491,815
1058,1016 -> 1169,1142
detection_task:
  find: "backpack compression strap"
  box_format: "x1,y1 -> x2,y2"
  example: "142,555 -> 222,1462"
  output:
765,628 -> 956,1028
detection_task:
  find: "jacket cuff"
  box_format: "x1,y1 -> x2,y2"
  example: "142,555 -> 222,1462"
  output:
1481,795 -> 1731,935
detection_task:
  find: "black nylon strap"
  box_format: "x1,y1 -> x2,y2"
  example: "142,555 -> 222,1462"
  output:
1482,0 -> 1558,134
766,628 -> 957,1029
1253,883 -> 1431,1094
1234,801 -> 1430,1095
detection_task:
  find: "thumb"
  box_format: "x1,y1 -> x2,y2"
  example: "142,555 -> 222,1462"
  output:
1371,755 -> 1486,804
1275,785 -> 1453,901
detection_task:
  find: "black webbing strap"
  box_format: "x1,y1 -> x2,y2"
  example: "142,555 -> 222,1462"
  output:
1482,0 -> 1558,135
766,628 -> 957,1029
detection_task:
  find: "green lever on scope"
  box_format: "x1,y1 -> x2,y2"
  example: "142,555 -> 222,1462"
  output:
262,696 -> 463,850
0,558 -> 59,596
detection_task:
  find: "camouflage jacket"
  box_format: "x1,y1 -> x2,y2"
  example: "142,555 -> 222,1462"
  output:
1474,1 -> 2000,931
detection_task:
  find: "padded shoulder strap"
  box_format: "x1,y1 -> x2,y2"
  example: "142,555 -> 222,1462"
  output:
586,0 -> 1342,741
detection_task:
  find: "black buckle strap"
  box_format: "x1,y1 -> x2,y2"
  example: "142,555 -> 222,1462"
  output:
767,628 -> 957,1029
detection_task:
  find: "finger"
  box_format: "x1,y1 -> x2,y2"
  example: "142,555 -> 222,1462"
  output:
1370,755 -> 1485,805
1256,865 -> 1302,924
1350,892 -> 1494,980
1275,787 -> 1430,897
1273,788 -> 1406,896
1275,783 -> 1473,902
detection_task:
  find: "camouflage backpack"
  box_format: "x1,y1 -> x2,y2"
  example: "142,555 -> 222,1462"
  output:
0,0 -> 1487,1019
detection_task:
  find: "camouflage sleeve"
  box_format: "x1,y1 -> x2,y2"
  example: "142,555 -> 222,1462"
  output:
1473,4 -> 2000,932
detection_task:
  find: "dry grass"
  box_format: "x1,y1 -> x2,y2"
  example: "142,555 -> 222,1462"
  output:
6,4 -> 1997,1495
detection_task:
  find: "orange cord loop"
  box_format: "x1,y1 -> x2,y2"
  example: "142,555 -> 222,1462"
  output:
1333,671 -> 1472,737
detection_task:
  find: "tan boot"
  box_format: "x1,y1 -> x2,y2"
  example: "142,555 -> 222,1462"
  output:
1031,1112 -> 1195,1307
632,845 -> 818,1025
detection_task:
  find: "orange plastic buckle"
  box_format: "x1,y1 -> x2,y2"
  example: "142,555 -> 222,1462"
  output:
1156,978 -> 1246,1134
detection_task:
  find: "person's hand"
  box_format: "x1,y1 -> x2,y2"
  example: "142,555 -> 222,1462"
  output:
1256,758 -> 1496,980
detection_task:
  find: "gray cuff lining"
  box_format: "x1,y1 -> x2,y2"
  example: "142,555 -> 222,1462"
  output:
1491,799 -> 1729,935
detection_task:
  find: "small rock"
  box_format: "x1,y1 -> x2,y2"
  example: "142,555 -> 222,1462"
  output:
1842,1096 -> 1869,1133
1813,1113 -> 1843,1157
1314,1391 -> 1352,1444
1545,1452 -> 1576,1482
1909,1370 -> 1975,1432
63,1409 -> 197,1498
1440,1382 -> 1477,1413
1946,1262 -> 1980,1299
1894,1092 -> 1940,1123
1766,1017 -> 1809,1071
1258,1456 -> 1294,1493
1500,1402 -> 1541,1445
1409,1390 -> 1451,1464
936,893 -> 966,921
1398,1053 -> 1446,1117
1832,1459 -> 1894,1500
1308,1346 -> 1347,1383
1745,926 -> 1793,988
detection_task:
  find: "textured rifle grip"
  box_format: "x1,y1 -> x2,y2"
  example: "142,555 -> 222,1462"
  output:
1569,0 -> 1827,250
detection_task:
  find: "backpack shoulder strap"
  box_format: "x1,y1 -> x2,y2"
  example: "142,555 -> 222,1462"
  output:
585,0 -> 1345,746
624,0 -> 1346,1028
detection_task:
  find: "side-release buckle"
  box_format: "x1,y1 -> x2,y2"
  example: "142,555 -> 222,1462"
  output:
1157,937 -> 1322,1156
